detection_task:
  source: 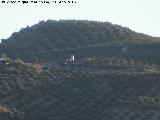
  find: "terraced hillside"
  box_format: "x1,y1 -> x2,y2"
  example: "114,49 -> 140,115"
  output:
1,20 -> 160,120
0,59 -> 160,120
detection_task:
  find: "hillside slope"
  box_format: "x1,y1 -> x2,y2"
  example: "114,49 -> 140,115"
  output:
1,20 -> 160,120
1,61 -> 160,120
1,20 -> 160,64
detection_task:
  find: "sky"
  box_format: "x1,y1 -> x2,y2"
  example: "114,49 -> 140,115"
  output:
0,0 -> 160,40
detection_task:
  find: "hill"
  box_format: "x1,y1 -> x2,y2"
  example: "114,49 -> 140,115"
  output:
1,20 -> 160,120
1,20 -> 160,64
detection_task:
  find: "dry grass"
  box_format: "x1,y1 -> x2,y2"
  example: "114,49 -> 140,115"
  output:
0,106 -> 11,113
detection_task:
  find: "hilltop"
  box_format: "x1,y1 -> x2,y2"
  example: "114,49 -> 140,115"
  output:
1,20 -> 160,64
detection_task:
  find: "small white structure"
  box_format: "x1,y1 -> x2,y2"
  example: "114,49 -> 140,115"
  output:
70,55 -> 75,61
68,55 -> 75,62
66,55 -> 75,62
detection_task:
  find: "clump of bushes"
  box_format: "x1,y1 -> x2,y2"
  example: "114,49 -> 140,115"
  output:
14,58 -> 43,75
135,96 -> 160,109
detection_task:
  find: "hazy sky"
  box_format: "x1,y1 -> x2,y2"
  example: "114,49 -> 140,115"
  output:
0,0 -> 160,39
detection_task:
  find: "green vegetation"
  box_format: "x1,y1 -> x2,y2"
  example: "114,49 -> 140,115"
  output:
0,20 -> 160,120
1,20 -> 160,64
0,58 -> 44,75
